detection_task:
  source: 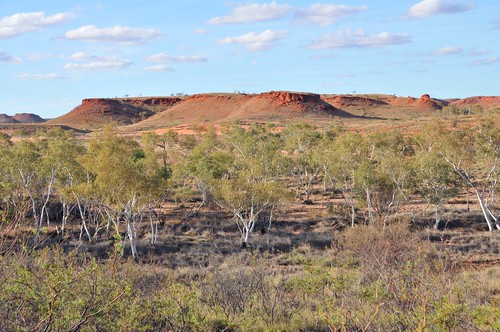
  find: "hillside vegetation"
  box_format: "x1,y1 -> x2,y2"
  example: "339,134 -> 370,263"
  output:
0,109 -> 499,331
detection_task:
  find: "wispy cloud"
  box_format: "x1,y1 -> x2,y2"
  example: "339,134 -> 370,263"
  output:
217,30 -> 288,51
208,1 -> 291,24
493,19 -> 500,30
64,25 -> 162,44
405,0 -> 474,19
295,4 -> 367,26
0,11 -> 74,39
147,53 -> 207,63
0,49 -> 21,63
65,53 -> 131,70
432,46 -> 463,55
193,29 -> 209,35
17,73 -> 64,80
25,53 -> 53,61
470,57 -> 499,66
144,65 -> 173,72
308,29 -> 411,50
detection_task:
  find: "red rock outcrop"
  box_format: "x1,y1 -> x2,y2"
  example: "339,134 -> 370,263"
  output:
258,91 -> 335,112
321,95 -> 388,109
121,97 -> 182,109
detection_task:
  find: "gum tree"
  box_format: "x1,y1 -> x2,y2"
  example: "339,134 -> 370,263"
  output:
79,126 -> 167,260
283,123 -> 322,203
435,121 -> 500,231
212,125 -> 289,247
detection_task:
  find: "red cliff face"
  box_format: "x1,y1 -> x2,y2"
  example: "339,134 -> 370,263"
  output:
260,91 -> 320,106
122,97 -> 182,108
321,95 -> 388,108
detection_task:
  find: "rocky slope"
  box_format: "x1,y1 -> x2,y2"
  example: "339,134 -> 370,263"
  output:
130,91 -> 348,130
47,97 -> 181,128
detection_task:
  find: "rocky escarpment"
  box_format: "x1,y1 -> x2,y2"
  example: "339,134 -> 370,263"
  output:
120,97 -> 182,110
321,95 -> 388,109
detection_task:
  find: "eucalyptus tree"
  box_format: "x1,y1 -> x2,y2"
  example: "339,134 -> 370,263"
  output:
354,131 -> 413,227
173,126 -> 231,212
282,122 -> 323,203
212,124 -> 289,247
141,130 -> 179,179
327,131 -> 367,227
140,131 -> 176,244
42,129 -> 86,235
1,136 -> 68,245
412,134 -> 462,229
434,121 -> 500,231
79,126 -> 167,260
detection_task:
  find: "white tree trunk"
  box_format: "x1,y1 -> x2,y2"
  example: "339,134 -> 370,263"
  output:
434,201 -> 442,230
474,188 -> 495,232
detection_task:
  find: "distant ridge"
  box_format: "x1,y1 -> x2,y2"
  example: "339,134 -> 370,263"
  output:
0,113 -> 46,124
8,91 -> 498,131
13,113 -> 46,123
0,114 -> 17,124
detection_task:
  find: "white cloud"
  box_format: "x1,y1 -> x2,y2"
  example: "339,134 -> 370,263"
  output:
208,1 -> 291,24
405,0 -> 474,19
217,30 -> 288,51
295,4 -> 367,26
432,46 -> 463,55
69,52 -> 94,61
144,65 -> 173,72
65,54 -> 131,70
193,28 -> 209,35
0,49 -> 21,63
471,57 -> 499,66
25,53 -> 52,61
0,11 -> 75,39
147,53 -> 207,63
17,73 -> 63,80
64,25 -> 162,44
308,29 -> 411,49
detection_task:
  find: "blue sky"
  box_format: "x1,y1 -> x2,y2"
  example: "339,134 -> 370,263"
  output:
1,0 -> 499,118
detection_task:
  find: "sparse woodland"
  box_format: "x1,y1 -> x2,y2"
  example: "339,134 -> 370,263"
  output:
0,114 -> 499,331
